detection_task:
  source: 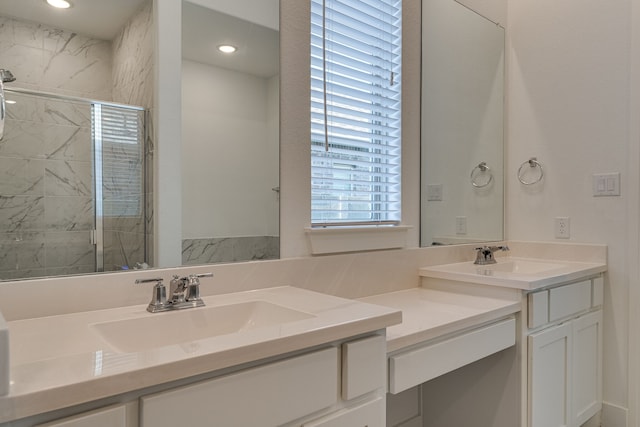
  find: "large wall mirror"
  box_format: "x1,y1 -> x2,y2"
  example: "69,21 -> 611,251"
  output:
420,0 -> 505,246
0,0 -> 280,281
0,0 -> 504,282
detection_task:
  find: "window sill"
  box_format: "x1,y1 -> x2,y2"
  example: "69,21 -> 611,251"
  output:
305,225 -> 412,255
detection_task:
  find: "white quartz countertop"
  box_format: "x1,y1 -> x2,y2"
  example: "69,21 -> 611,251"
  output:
419,257 -> 607,290
0,286 -> 401,423
359,287 -> 521,353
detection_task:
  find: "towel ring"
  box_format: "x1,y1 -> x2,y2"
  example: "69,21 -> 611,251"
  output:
470,162 -> 493,188
518,157 -> 544,185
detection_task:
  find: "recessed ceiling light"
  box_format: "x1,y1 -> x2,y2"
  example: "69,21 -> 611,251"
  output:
5,100 -> 16,105
217,45 -> 237,54
46,0 -> 72,9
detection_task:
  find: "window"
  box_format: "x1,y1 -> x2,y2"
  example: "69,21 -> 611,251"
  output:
311,0 -> 402,226
92,104 -> 145,217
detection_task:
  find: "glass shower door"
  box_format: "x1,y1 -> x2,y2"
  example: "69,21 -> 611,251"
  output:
0,89 -> 146,280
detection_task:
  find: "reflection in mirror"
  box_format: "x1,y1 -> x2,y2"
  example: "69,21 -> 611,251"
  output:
181,1 -> 280,265
0,0 -> 153,280
420,0 -> 504,246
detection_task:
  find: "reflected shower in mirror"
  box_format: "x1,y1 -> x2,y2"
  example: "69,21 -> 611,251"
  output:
0,0 -> 153,280
421,0 -> 505,246
180,1 -> 280,265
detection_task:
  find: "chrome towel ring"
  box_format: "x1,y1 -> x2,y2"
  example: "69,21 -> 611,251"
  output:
470,161 -> 493,188
518,157 -> 544,185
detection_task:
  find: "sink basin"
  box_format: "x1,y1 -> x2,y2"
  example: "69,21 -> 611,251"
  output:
457,259 -> 565,276
91,301 -> 315,353
420,257 -> 606,289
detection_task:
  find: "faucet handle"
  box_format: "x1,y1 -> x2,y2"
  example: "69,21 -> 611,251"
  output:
185,273 -> 213,305
135,277 -> 168,313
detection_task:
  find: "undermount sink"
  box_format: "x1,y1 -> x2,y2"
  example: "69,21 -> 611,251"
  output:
91,301 -> 315,353
420,257 -> 606,290
454,259 -> 565,275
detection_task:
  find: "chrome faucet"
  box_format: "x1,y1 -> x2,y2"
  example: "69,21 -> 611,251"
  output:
136,273 -> 213,313
474,245 -> 509,265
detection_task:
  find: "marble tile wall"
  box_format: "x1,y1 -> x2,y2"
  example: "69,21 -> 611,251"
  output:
0,93 -> 95,279
111,1 -> 154,109
183,237 -> 280,265
0,6 -> 153,278
110,1 -> 154,270
0,15 -> 112,101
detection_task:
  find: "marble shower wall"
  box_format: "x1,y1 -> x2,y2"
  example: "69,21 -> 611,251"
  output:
0,15 -> 112,100
0,2 -> 153,278
182,237 -> 279,265
0,93 -> 95,279
109,1 -> 154,270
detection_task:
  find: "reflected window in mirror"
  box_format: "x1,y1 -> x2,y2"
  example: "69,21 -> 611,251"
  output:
310,0 -> 403,227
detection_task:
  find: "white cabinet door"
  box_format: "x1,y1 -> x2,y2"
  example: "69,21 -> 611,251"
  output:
572,310 -> 603,426
529,322 -> 572,427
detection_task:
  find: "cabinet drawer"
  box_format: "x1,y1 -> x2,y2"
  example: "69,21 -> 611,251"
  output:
389,317 -> 515,394
342,335 -> 386,400
303,397 -> 384,427
35,405 -> 127,427
549,280 -> 591,322
528,290 -> 549,329
140,347 -> 338,427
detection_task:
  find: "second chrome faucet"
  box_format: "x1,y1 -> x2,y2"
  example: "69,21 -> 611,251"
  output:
136,273 -> 213,313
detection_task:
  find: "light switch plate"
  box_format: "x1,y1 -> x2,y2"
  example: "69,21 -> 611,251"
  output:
427,184 -> 443,201
593,172 -> 620,197
455,216 -> 467,235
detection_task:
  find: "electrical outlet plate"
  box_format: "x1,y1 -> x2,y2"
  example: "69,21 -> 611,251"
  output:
456,216 -> 467,235
555,217 -> 570,239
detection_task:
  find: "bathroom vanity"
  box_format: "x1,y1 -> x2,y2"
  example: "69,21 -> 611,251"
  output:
362,250 -> 606,427
0,287 -> 401,427
0,242 -> 607,427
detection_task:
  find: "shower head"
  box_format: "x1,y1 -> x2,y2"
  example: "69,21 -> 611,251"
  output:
0,70 -> 15,83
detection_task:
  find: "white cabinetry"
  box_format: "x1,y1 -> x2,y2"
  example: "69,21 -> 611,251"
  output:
527,277 -> 603,427
572,310 -> 603,426
140,335 -> 388,427
529,322 -> 572,427
34,405 -> 128,427
141,347 -> 339,427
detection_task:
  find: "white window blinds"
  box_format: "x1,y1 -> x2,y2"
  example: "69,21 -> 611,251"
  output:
311,0 -> 402,226
92,104 -> 144,217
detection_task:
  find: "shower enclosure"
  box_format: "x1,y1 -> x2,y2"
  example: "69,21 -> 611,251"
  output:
0,89 -> 149,280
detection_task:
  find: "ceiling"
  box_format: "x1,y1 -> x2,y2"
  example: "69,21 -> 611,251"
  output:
0,0 -> 280,78
182,2 -> 279,78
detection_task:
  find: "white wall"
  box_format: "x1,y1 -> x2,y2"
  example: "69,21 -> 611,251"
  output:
507,0 -> 632,422
181,59 -> 279,238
